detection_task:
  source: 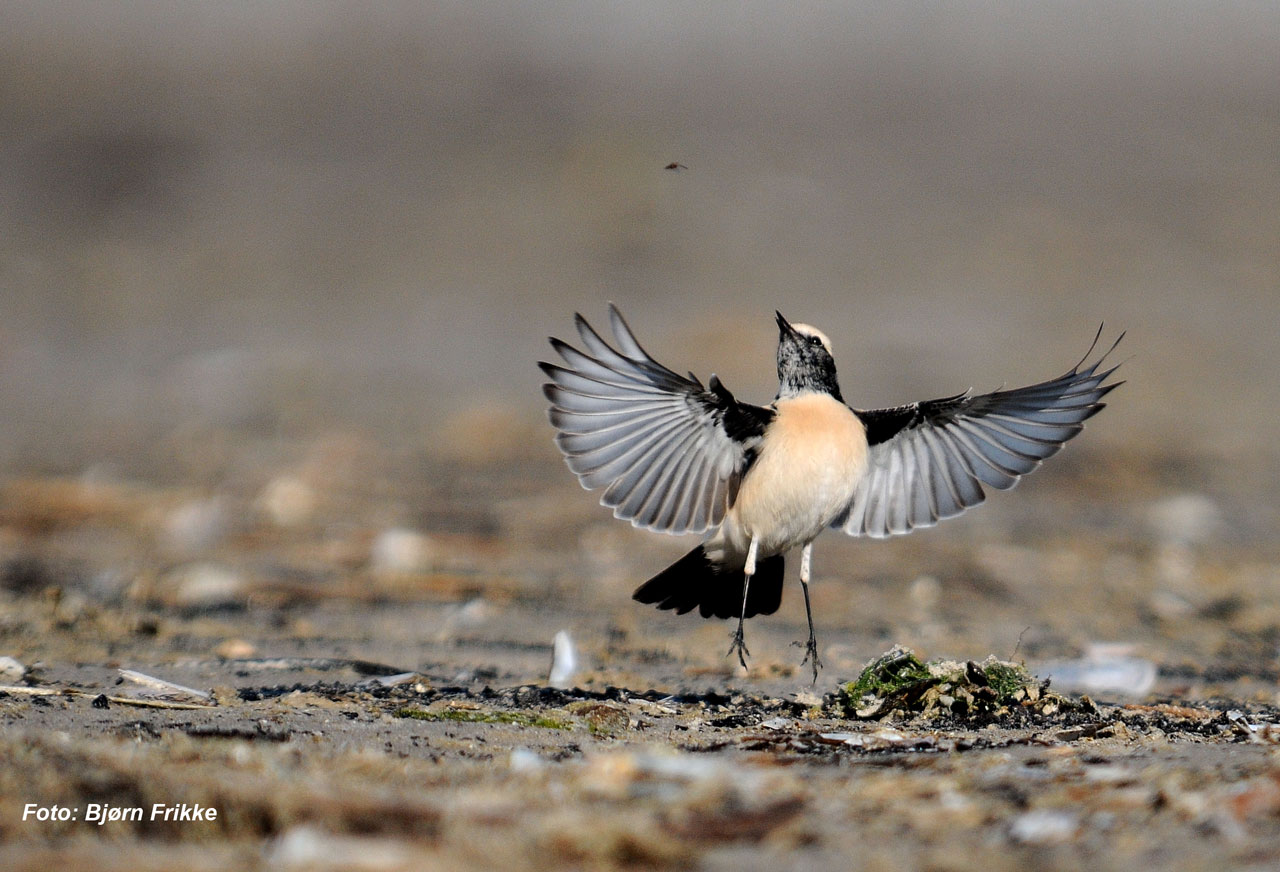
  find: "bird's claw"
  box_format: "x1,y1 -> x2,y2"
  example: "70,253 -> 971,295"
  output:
793,637 -> 824,685
727,631 -> 751,668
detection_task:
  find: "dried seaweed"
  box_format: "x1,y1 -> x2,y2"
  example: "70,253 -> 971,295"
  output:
835,646 -> 1084,721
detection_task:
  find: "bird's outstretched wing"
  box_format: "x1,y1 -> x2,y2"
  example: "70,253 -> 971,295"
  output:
540,305 -> 775,534
835,328 -> 1125,539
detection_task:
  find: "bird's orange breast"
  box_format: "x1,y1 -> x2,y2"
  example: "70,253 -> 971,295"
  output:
727,393 -> 868,554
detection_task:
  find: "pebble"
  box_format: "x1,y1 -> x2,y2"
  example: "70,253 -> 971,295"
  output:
163,496 -> 228,553
908,574 -> 941,611
0,655 -> 26,680
509,747 -> 546,773
547,630 -> 578,689
214,638 -> 258,659
1008,808 -> 1080,844
369,528 -> 434,575
258,476 -> 316,527
1036,644 -> 1157,697
161,563 -> 248,608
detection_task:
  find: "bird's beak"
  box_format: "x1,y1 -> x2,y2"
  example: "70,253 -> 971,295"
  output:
775,310 -> 797,339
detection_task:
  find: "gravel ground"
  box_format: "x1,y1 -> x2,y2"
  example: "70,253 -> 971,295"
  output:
3,441 -> 1280,871
4,5 -> 1280,870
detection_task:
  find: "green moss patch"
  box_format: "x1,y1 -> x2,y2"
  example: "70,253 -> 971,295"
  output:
394,707 -> 572,730
835,645 -> 1081,721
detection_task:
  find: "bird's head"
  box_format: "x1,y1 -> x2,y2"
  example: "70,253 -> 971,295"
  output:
775,311 -> 843,401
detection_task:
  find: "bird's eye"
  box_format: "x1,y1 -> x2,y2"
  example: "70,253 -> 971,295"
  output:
809,336 -> 823,346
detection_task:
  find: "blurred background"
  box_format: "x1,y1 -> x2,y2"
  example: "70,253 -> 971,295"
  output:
1,2 -> 1278,680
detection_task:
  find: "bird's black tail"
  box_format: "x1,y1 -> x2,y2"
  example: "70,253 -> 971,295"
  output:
632,545 -> 785,620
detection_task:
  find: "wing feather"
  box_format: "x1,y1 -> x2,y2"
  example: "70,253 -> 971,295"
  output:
840,329 -> 1124,539
541,305 -> 774,534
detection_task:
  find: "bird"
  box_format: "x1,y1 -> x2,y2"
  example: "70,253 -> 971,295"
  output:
539,305 -> 1123,682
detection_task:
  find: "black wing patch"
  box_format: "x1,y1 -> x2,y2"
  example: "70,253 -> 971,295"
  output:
838,327 -> 1125,538
857,392 -> 971,446
540,304 -> 774,535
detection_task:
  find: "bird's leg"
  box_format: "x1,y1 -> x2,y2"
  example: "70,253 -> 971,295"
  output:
727,536 -> 758,668
797,540 -> 823,683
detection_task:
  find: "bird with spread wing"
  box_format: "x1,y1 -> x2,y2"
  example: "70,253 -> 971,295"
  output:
540,306 -> 1123,682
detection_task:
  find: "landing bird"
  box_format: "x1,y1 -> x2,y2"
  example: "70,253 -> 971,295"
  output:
539,306 -> 1123,682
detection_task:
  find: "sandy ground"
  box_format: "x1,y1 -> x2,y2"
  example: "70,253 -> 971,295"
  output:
3,437 -> 1280,871
3,4 -> 1280,870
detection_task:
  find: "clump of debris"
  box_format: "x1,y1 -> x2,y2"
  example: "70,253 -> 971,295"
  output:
835,645 -> 1089,721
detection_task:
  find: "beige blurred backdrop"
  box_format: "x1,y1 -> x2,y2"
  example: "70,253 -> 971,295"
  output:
1,2 -> 1276,494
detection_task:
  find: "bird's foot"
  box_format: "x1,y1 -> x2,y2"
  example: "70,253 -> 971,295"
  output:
727,629 -> 751,669
793,637 -> 824,685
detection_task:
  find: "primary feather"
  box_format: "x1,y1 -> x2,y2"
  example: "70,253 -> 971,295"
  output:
836,327 -> 1125,538
539,304 -> 774,535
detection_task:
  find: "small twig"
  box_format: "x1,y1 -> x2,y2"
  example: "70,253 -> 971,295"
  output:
0,684 -> 212,709
102,695 -> 213,710
1010,626 -> 1031,662
118,668 -> 212,701
0,684 -> 65,697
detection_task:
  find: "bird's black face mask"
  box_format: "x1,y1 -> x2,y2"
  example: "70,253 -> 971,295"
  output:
775,311 -> 844,402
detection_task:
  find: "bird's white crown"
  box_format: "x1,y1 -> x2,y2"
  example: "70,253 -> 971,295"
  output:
790,323 -> 833,354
